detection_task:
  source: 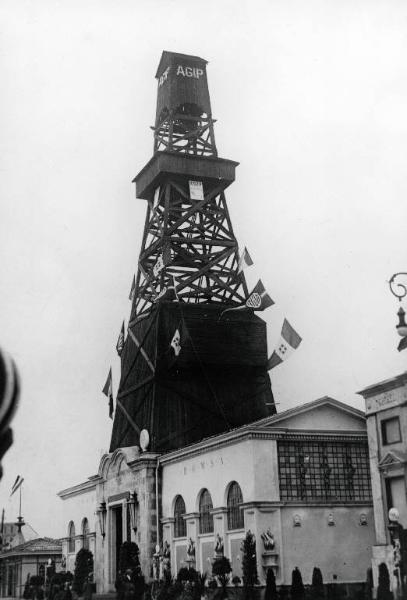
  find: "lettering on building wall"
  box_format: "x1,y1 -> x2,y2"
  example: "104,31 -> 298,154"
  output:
366,389 -> 407,415
158,67 -> 170,87
177,65 -> 204,79
183,456 -> 224,475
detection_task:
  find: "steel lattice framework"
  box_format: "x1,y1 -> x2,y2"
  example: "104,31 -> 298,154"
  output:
131,176 -> 248,321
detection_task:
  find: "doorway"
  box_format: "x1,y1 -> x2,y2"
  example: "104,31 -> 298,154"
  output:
111,505 -> 123,582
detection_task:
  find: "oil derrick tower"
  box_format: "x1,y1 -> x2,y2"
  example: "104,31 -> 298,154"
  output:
110,52 -> 275,453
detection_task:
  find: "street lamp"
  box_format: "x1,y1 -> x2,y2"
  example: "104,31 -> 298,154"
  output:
389,273 -> 407,351
127,492 -> 138,534
96,501 -> 107,538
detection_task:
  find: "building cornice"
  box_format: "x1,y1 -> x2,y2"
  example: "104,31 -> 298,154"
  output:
128,452 -> 161,472
0,549 -> 62,559
159,428 -> 367,466
57,477 -> 99,499
240,501 -> 283,512
357,371 -> 407,399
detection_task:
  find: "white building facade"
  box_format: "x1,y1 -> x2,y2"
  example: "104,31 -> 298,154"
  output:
58,397 -> 375,596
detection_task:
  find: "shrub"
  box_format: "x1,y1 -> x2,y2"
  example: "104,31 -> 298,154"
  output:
232,576 -> 241,587
311,567 -> 324,600
377,563 -> 392,600
291,567 -> 305,600
264,568 -> 277,600
72,548 -> 93,594
212,556 -> 232,597
118,541 -> 140,574
177,566 -> 198,583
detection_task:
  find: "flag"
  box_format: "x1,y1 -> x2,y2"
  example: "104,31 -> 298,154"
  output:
246,280 -> 274,311
153,254 -> 165,277
154,276 -> 179,303
102,368 -> 114,419
116,321 -> 125,357
170,329 -> 181,357
153,247 -> 171,278
238,247 -> 253,274
267,319 -> 302,370
129,275 -> 136,301
10,476 -> 24,497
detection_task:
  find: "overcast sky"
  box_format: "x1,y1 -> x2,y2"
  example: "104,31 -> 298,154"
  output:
1,0 -> 406,538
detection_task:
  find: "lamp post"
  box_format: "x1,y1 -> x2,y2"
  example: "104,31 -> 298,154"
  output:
389,273 -> 407,351
96,502 -> 107,539
126,493 -> 138,535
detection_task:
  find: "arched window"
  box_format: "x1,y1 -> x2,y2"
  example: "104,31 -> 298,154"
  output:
174,496 -> 186,538
68,521 -> 75,553
82,518 -> 90,550
199,489 -> 214,534
227,482 -> 244,530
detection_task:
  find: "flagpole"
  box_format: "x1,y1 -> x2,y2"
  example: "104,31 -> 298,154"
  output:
19,484 -> 22,519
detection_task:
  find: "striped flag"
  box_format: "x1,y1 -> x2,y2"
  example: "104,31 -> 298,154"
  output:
246,280 -> 274,311
238,247 -> 253,274
129,275 -> 136,301
267,319 -> 302,370
10,476 -> 24,497
116,321 -> 125,357
102,368 -> 114,419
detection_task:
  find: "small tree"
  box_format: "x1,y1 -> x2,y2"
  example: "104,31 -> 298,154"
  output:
212,556 -> 232,598
264,568 -> 277,600
118,541 -> 140,575
72,548 -> 94,594
291,567 -> 305,600
365,567 -> 373,600
376,563 -> 392,600
311,567 -> 324,600
241,530 -> 258,599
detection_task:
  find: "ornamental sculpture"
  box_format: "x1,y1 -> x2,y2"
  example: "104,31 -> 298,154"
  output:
187,537 -> 195,559
214,533 -> 224,557
261,528 -> 275,551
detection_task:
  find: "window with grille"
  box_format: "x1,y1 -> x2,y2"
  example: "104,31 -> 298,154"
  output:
82,518 -> 90,549
68,521 -> 75,553
174,495 -> 186,538
227,482 -> 244,530
278,440 -> 372,503
199,489 -> 214,534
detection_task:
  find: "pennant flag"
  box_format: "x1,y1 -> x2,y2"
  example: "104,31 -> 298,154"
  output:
238,247 -> 253,274
170,329 -> 181,357
102,368 -> 114,419
129,276 -> 136,301
246,280 -> 274,311
116,321 -> 125,357
10,476 -> 24,497
267,319 -> 302,370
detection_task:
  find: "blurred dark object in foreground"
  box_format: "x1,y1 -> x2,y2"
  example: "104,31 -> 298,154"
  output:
0,348 -> 19,480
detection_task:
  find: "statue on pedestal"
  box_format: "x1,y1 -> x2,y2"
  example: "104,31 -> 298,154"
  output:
186,538 -> 195,560
214,533 -> 224,557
